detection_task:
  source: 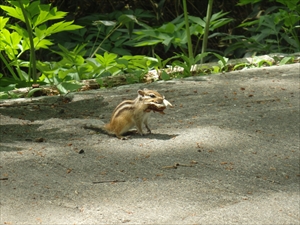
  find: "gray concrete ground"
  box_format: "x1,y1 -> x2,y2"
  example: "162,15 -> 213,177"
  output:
0,63 -> 299,224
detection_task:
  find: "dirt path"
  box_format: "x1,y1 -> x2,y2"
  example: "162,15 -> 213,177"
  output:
1,64 -> 299,224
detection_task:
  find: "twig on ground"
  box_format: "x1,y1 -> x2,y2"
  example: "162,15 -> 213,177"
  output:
162,163 -> 194,169
92,180 -> 126,184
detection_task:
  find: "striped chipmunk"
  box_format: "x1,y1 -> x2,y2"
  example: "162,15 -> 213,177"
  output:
103,88 -> 172,139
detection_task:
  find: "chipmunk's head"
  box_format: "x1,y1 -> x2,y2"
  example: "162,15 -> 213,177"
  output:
137,88 -> 172,113
138,88 -> 164,104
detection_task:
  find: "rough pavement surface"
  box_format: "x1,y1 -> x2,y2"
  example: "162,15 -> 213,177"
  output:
0,64 -> 299,224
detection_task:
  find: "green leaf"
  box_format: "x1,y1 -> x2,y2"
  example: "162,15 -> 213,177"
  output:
26,87 -> 43,97
10,24 -> 29,37
34,25 -> 47,39
161,70 -> 170,80
34,38 -> 53,49
162,36 -> 174,46
279,57 -> 293,65
0,5 -> 25,23
134,39 -> 162,47
194,52 -> 210,64
116,58 -> 129,67
117,14 -> 137,37
0,84 -> 16,92
157,23 -> 176,33
95,52 -> 118,68
212,66 -> 220,73
56,82 -> 82,94
93,20 -> 116,26
33,5 -> 67,28
189,16 -> 205,27
118,14 -> 137,24
45,21 -> 83,36
0,16 -> 9,30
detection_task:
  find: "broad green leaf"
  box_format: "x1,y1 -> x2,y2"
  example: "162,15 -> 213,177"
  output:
33,5 -> 67,28
213,53 -> 228,65
117,14 -> 137,36
34,24 -> 47,39
117,14 -> 137,24
10,24 -> 29,37
78,64 -> 93,75
21,37 -> 30,51
34,38 -> 53,49
157,23 -> 175,33
74,55 -> 85,65
189,16 -> 205,27
279,57 -> 293,65
0,17 -> 9,30
56,82 -> 82,94
57,68 -> 75,80
57,43 -> 71,56
0,29 -> 13,44
93,20 -> 116,26
26,1 -> 41,20
104,51 -> 118,62
210,18 -> 233,30
45,21 -> 83,36
0,5 -> 25,22
116,58 -> 129,67
162,36 -> 174,46
210,11 -> 229,21
0,84 -> 16,91
281,33 -> 299,49
0,92 -> 9,99
190,24 -> 204,35
95,52 -> 118,68
26,88 -> 43,98
134,29 -> 156,39
212,66 -> 220,73
10,32 -> 22,48
134,39 -> 162,47
161,70 -> 170,80
86,58 -> 100,68
194,52 -> 209,63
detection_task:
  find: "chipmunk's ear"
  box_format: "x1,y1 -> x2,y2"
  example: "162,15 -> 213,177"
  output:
137,89 -> 145,96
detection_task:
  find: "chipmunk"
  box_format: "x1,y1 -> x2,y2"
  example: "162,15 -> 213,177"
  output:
103,88 -> 172,139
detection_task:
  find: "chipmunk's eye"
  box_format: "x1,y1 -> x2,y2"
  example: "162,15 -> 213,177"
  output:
149,94 -> 156,98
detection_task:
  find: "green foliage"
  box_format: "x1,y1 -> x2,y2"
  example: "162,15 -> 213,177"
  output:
1,0 -> 298,100
134,11 -> 233,57
57,9 -> 154,57
0,0 -> 82,80
0,0 -> 82,97
37,44 -> 158,92
224,0 -> 300,57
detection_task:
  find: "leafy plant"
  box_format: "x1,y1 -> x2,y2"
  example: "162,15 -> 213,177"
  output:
134,11 -> 233,57
54,9 -> 155,58
224,0 -> 300,57
0,0 -> 82,86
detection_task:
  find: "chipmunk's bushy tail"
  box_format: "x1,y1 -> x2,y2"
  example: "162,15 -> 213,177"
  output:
83,124 -> 114,136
